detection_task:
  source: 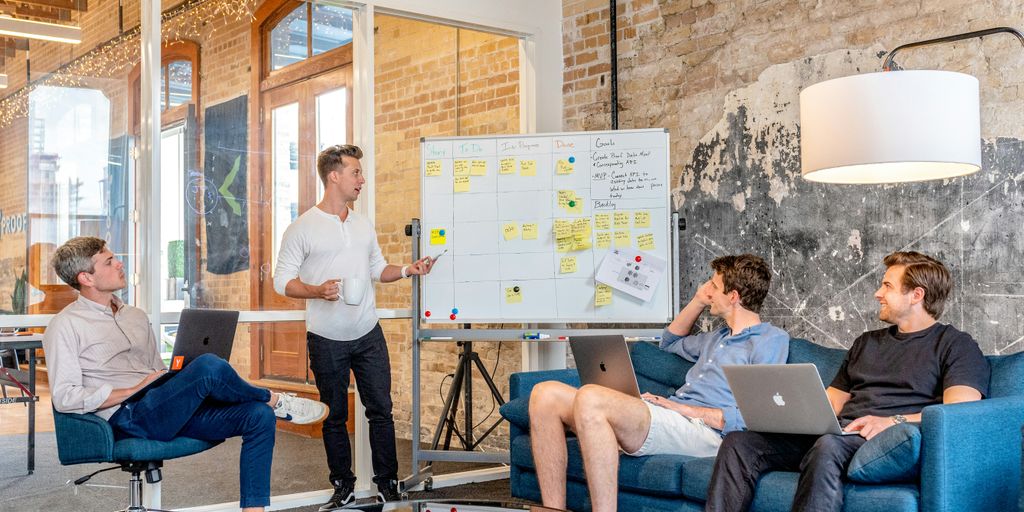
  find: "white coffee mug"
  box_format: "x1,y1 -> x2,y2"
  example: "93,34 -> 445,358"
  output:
342,277 -> 366,305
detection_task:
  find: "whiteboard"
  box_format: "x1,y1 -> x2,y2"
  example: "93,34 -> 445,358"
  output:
419,129 -> 673,323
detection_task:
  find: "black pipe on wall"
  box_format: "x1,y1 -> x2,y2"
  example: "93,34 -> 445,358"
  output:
610,0 -> 618,129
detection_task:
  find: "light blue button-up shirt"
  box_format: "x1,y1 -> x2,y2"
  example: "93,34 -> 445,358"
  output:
659,322 -> 789,435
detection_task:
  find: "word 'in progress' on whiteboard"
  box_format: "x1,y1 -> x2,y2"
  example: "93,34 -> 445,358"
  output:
595,249 -> 667,302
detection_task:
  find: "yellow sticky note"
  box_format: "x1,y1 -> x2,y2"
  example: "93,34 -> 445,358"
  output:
556,159 -> 574,175
499,158 -> 516,175
614,211 -> 630,228
505,286 -> 523,304
596,231 -> 612,249
454,175 -> 471,193
637,232 -> 655,250
595,213 -> 611,230
454,160 -> 470,176
471,160 -> 488,176
595,283 -> 613,306
572,233 -> 592,251
568,195 -> 584,214
519,159 -> 537,176
425,160 -> 442,177
634,211 -> 650,228
560,256 -> 577,274
430,228 -> 447,246
555,237 -> 573,252
571,218 -> 592,236
553,219 -> 572,240
522,223 -> 538,240
615,230 -> 631,248
557,190 -> 574,210
502,222 -> 520,241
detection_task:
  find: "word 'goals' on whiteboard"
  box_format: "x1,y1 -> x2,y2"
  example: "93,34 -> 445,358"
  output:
420,129 -> 673,323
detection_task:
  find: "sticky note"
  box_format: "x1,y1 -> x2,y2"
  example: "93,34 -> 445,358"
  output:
499,158 -> 516,175
557,190 -> 574,210
634,211 -> 650,228
637,232 -> 655,250
522,223 -> 538,240
555,236 -> 573,252
505,287 -> 523,304
571,218 -> 592,236
502,222 -> 520,240
596,231 -> 612,249
519,159 -> 537,176
556,159 -> 574,175
614,230 -> 631,248
430,228 -> 447,246
454,175 -> 470,193
560,256 -> 577,274
454,160 -> 470,176
614,211 -> 630,228
568,195 -> 584,214
425,160 -> 442,177
595,213 -> 611,230
572,233 -> 592,251
471,159 -> 488,176
553,219 -> 572,240
595,283 -> 613,306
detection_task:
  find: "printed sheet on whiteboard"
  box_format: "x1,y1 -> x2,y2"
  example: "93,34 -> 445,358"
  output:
594,249 -> 667,302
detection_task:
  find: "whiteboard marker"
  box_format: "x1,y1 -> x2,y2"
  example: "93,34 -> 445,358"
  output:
431,249 -> 449,262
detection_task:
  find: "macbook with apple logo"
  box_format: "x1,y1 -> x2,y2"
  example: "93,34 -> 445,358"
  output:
568,335 -> 642,398
722,363 -> 859,436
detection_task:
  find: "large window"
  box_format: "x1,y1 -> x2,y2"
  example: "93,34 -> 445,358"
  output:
269,2 -> 352,71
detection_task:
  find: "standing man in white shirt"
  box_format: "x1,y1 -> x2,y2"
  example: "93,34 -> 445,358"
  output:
274,144 -> 433,510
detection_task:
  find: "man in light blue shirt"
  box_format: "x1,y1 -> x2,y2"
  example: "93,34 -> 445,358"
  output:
529,254 -> 789,512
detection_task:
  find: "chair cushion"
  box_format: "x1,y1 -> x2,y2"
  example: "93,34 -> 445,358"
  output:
113,436 -> 220,462
786,338 -> 846,384
500,396 -> 530,432
630,341 -> 692,393
987,351 -> 1024,398
847,423 -> 922,483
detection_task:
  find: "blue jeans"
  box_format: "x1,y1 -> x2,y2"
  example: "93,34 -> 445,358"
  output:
109,353 -> 276,508
308,324 -> 398,486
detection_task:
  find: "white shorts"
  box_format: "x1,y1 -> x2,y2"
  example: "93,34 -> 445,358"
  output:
625,401 -> 723,458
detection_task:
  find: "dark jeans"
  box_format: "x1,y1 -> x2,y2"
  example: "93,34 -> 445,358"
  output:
308,323 -> 397,486
109,353 -> 276,508
706,430 -> 867,512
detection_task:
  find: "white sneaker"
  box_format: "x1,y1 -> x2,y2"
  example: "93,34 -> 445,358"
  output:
273,393 -> 328,424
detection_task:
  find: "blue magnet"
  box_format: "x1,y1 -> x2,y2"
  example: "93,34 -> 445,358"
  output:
568,156 -> 575,164
452,308 -> 459,314
439,229 -> 446,236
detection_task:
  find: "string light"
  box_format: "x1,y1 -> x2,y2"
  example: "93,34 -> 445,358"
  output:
0,0 -> 256,128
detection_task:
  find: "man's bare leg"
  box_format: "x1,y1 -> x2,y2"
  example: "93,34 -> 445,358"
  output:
528,380 -> 580,509
572,384 -> 652,512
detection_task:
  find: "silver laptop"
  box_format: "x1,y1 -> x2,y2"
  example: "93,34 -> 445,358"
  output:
723,363 -> 858,436
569,335 -> 641,398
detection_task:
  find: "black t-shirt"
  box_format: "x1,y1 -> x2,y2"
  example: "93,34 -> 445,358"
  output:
830,323 -> 990,424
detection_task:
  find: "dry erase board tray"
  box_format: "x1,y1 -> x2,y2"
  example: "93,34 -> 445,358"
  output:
419,129 -> 675,324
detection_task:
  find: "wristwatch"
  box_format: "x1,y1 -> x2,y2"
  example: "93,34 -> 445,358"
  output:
891,414 -> 907,425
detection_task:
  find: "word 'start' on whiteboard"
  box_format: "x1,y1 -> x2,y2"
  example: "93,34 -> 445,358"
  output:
420,129 -> 672,323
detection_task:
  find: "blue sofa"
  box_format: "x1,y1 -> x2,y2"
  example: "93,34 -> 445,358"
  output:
499,338 -> 1024,511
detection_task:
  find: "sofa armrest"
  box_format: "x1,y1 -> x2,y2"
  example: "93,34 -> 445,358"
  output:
920,395 -> 1024,512
53,409 -> 115,465
508,369 -> 579,401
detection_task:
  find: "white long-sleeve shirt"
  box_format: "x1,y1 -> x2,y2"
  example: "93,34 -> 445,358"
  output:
273,206 -> 389,341
42,295 -> 165,420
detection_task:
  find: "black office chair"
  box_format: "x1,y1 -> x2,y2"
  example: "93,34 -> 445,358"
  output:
53,409 -> 221,512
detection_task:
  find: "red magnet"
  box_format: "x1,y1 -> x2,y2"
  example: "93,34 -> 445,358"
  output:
450,313 -> 457,320
425,310 -> 431,317
635,255 -> 642,262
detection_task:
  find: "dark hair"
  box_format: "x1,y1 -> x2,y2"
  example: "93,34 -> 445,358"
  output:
882,251 -> 952,319
316,144 -> 363,186
710,254 -> 771,313
52,236 -> 107,290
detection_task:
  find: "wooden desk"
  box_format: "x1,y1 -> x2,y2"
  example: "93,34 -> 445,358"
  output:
0,334 -> 43,474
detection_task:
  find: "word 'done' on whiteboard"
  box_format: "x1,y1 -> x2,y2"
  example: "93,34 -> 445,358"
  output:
420,129 -> 672,323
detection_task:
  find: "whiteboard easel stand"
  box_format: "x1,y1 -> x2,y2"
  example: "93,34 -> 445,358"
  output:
402,214 -> 682,492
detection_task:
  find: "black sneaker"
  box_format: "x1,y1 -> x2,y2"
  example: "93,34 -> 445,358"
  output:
319,480 -> 355,511
376,479 -> 401,502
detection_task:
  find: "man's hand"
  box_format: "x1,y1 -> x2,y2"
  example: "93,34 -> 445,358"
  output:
844,415 -> 895,440
641,393 -> 688,414
318,279 -> 341,301
406,256 -> 434,276
134,370 -> 167,392
691,280 -> 714,307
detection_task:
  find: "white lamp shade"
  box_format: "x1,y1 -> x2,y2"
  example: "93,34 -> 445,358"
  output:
799,70 -> 981,184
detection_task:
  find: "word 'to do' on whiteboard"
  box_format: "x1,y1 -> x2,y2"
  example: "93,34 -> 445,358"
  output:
419,129 -> 673,323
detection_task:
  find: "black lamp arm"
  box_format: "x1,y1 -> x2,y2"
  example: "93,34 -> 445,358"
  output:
883,26 -> 1024,71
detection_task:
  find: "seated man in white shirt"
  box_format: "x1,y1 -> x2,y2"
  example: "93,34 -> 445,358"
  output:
43,236 -> 327,512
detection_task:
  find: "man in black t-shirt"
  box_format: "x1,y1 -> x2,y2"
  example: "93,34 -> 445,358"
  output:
705,251 -> 990,512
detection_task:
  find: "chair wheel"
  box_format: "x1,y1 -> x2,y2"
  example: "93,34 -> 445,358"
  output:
400,491 -> 410,500
423,477 -> 433,491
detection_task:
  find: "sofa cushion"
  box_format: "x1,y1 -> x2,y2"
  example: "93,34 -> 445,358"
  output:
631,340 -> 692,393
987,351 -> 1024,398
499,396 -> 530,432
847,423 -> 922,483
786,338 -> 846,384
